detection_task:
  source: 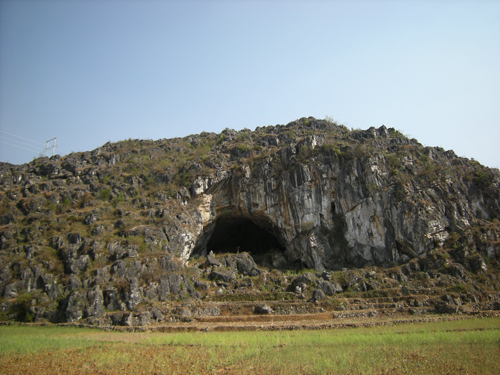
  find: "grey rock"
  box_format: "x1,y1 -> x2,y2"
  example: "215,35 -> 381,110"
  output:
69,255 -> 90,274
68,276 -> 82,291
111,260 -> 143,279
311,289 -> 325,301
3,282 -> 19,298
122,313 -> 134,326
224,255 -> 237,271
0,266 -> 11,284
194,280 -> 209,290
182,274 -> 201,300
158,276 -> 170,301
84,212 -> 99,225
92,224 -> 105,236
319,280 -> 343,295
25,246 -> 35,259
175,186 -> 191,201
67,232 -> 82,245
150,306 -> 164,322
290,272 -> 317,291
469,254 -> 488,273
138,312 -> 151,326
319,271 -> 332,281
64,291 -> 85,322
233,253 -> 261,276
254,304 -> 273,314
103,289 -> 121,311
125,278 -> 143,309
167,273 -> 182,295
446,263 -> 467,279
210,268 -> 236,283
0,213 -> 16,225
112,246 -> 139,261
86,286 -> 105,318
206,251 -> 222,267
95,265 -> 111,284
271,252 -> 288,268
160,255 -> 184,272
237,278 -> 254,289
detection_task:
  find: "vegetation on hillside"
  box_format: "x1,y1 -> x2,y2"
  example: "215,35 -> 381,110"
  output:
0,116 -> 499,325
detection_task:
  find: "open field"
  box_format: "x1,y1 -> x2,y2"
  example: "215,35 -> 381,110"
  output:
1,317 -> 499,375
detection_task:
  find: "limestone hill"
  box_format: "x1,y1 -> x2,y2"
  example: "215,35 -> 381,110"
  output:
0,116 -> 499,327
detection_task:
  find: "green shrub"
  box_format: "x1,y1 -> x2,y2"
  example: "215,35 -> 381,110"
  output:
216,134 -> 227,145
386,153 -> 401,175
47,202 -> 58,213
473,170 -> 493,190
238,144 -> 250,153
324,115 -> 337,124
111,193 -> 125,207
99,188 -> 111,201
100,175 -> 110,184
143,174 -> 157,186
12,292 -> 36,322
365,183 -> 379,196
298,145 -> 310,160
176,171 -> 194,189
389,129 -> 408,139
447,284 -> 471,294
62,197 -> 72,206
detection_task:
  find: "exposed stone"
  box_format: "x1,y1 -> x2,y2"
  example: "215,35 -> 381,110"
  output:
469,254 -> 488,273
445,263 -> 467,279
319,280 -> 343,295
209,269 -> 236,283
311,289 -> 325,301
206,251 -> 222,267
232,253 -> 261,276
254,304 -> 273,314
167,273 -> 182,295
290,272 -> 317,290
0,116 -> 499,325
150,306 -> 164,322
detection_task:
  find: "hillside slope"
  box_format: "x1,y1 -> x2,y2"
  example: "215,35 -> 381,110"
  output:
1,117 -> 499,325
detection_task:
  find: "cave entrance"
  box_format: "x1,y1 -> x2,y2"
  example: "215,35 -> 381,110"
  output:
192,216 -> 287,268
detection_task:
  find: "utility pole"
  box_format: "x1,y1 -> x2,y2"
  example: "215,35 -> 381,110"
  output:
44,137 -> 57,157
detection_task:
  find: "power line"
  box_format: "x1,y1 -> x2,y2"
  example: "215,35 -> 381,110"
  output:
0,136 -> 43,151
0,130 -> 45,145
0,140 -> 40,153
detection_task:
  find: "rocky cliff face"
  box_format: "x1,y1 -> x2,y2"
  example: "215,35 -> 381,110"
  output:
1,116 -> 499,323
168,118 -> 500,271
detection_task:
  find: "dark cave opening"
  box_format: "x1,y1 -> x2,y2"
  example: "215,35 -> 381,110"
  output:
208,217 -> 284,254
192,216 -> 288,268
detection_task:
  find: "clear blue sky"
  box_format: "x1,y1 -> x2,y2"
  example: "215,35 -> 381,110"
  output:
1,0 -> 499,168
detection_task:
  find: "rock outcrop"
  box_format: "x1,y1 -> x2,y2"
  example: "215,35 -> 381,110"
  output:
171,119 -> 500,271
0,116 -> 499,324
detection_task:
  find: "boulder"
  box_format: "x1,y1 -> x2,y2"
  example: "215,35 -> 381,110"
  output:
311,289 -> 325,301
150,306 -> 164,322
209,268 -> 236,283
319,280 -> 343,295
206,251 -> 222,267
254,304 -> 273,314
290,272 -> 317,289
232,253 -> 261,276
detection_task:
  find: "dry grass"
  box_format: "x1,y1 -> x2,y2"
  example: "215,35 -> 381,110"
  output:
1,317 -> 499,374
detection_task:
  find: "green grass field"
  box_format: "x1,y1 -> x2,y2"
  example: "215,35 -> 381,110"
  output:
1,318 -> 499,374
